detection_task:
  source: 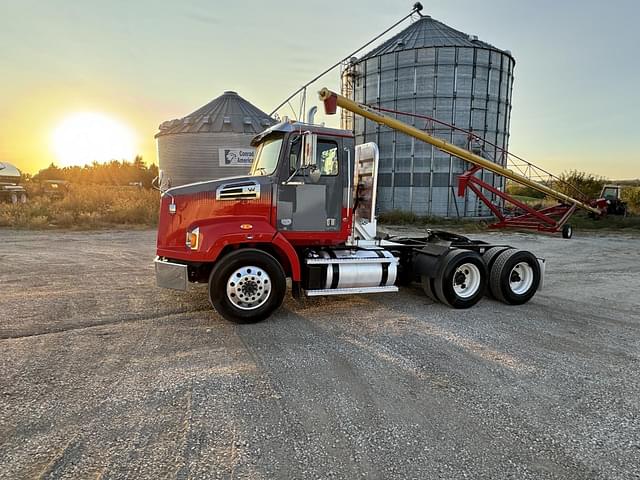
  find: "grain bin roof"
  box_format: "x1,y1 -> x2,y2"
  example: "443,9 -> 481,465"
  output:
360,15 -> 512,60
156,91 -> 275,137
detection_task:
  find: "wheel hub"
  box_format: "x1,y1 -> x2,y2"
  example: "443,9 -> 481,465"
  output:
452,263 -> 481,299
454,271 -> 467,289
226,266 -> 271,310
509,262 -> 534,295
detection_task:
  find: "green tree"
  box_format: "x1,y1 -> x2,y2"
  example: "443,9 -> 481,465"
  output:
554,170 -> 607,200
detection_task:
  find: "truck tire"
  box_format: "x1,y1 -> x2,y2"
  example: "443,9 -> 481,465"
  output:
208,249 -> 286,324
421,275 -> 437,302
10,193 -> 18,205
433,250 -> 486,309
482,246 -> 511,298
489,249 -> 540,305
19,193 -> 27,204
483,246 -> 511,270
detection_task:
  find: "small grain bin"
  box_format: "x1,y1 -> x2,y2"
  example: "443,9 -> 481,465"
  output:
156,91 -> 275,188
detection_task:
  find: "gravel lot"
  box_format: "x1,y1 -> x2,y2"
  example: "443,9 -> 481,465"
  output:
1,228 -> 639,479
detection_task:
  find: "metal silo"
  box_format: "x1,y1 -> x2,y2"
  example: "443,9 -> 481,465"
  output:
156,91 -> 275,189
343,15 -> 515,217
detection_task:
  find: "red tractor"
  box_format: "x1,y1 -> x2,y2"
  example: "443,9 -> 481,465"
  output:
155,119 -> 544,323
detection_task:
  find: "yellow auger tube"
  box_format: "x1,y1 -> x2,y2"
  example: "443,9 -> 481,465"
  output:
318,88 -> 600,215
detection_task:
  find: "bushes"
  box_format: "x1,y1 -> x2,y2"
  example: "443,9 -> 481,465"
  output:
0,184 -> 159,229
554,170 -> 607,200
622,187 -> 640,215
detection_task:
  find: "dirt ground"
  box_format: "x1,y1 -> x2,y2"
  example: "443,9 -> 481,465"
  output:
0,228 -> 639,479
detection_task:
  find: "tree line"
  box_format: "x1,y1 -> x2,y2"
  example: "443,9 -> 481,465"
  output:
507,170 -> 616,201
30,156 -> 159,188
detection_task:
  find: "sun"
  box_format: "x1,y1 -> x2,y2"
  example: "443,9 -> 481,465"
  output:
52,112 -> 136,167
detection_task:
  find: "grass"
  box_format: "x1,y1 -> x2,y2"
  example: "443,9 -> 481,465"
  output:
378,208 -> 640,234
511,194 -> 545,204
0,184 -> 160,229
566,213 -> 640,232
3,186 -> 639,233
377,210 -> 490,232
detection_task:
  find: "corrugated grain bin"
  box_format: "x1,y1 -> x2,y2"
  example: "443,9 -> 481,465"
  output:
343,15 -> 515,217
156,91 -> 276,189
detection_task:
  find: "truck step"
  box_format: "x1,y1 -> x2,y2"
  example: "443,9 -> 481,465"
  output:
305,257 -> 398,265
304,285 -> 399,297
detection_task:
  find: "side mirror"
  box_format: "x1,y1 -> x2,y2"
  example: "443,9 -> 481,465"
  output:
301,132 -> 317,168
308,166 -> 321,184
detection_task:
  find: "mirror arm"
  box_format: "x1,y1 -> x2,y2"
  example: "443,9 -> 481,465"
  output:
282,167 -> 303,185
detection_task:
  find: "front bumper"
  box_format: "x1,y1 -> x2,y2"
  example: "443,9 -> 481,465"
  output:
154,257 -> 188,291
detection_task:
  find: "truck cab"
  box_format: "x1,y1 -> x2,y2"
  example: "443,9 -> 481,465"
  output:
155,120 -> 543,323
155,121 -> 357,262
599,184 -> 627,216
251,121 -> 355,243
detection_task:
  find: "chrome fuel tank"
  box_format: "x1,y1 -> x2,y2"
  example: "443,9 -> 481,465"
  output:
315,249 -> 397,289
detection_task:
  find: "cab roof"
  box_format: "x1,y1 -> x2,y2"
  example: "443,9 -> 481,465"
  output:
251,121 -> 353,146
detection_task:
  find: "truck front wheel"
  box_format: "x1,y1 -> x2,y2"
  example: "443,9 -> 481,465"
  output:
208,249 -> 286,324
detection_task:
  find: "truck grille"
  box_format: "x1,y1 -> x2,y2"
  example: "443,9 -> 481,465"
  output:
216,181 -> 260,201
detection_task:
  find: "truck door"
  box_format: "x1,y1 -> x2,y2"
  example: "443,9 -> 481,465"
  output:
276,134 -> 343,232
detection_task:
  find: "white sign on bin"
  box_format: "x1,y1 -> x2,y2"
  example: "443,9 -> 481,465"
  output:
219,148 -> 255,167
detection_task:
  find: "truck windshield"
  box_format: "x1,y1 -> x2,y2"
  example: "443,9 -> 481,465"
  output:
250,135 -> 283,176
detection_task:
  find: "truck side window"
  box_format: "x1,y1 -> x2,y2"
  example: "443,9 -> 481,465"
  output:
289,136 -> 301,174
317,140 -> 338,176
602,187 -> 617,200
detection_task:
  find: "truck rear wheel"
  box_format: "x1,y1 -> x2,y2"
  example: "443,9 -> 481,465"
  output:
483,246 -> 511,271
489,249 -> 541,305
434,250 -> 486,309
208,249 -> 286,324
482,246 -> 511,298
421,275 -> 437,301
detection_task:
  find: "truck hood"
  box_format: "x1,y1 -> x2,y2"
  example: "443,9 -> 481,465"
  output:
162,175 -> 266,198
156,175 -> 274,258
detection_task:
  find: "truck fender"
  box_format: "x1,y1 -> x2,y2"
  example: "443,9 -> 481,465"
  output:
412,246 -> 448,278
200,218 -> 272,258
271,232 -> 301,282
198,218 -> 301,282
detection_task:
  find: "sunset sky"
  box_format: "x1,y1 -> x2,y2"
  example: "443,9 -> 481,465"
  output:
1,0 -> 638,178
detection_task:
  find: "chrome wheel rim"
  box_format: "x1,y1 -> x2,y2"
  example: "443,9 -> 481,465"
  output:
509,262 -> 534,295
226,266 -> 271,310
452,263 -> 482,299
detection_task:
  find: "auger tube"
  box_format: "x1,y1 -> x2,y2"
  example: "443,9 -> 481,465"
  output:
318,88 -> 601,215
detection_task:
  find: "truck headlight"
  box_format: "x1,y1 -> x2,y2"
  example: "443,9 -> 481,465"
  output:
186,227 -> 200,250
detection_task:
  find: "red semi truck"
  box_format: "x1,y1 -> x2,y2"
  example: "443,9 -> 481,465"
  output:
155,95 -> 544,323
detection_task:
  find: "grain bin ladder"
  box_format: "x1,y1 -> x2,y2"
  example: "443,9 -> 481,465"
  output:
319,88 -> 604,237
